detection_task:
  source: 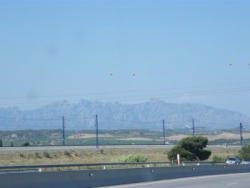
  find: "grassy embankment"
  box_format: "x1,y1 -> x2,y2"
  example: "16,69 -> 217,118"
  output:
0,147 -> 239,167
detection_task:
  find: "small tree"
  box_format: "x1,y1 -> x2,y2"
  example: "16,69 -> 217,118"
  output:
168,136 -> 211,161
0,139 -> 3,147
10,142 -> 14,147
22,142 -> 30,147
168,145 -> 195,161
239,145 -> 250,160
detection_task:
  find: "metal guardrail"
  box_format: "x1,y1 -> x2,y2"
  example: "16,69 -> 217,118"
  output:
0,161 -> 171,170
0,161 -> 224,170
184,161 -> 225,165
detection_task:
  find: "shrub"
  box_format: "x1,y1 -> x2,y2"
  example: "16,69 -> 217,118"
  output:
22,142 -> 30,147
35,152 -> 42,159
19,153 -> 25,158
119,154 -> 148,163
167,136 -> 211,161
239,145 -> 250,160
10,142 -> 14,147
212,155 -> 225,162
0,139 -> 2,147
168,145 -> 195,161
64,151 -> 72,157
43,152 -> 52,158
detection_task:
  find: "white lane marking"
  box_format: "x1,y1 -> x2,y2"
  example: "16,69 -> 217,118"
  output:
226,182 -> 238,187
104,173 -> 250,188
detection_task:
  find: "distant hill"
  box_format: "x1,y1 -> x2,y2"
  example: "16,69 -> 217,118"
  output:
0,100 -> 249,130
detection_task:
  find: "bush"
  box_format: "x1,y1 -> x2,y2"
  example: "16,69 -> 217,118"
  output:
119,154 -> 148,163
35,152 -> 42,159
22,142 -> 30,147
0,139 -> 2,147
43,152 -> 52,158
239,145 -> 250,160
168,136 -> 211,161
168,145 -> 195,161
10,142 -> 14,147
64,151 -> 72,157
212,155 -> 225,162
19,153 -> 25,158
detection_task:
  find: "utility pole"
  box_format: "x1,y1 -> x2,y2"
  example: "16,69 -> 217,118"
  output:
95,114 -> 99,148
62,116 -> 65,146
162,120 -> 166,145
240,122 -> 243,145
192,118 -> 195,136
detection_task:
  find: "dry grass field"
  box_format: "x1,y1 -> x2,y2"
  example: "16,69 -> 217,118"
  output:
66,132 -> 247,142
0,147 -> 240,166
167,132 -> 250,141
68,133 -> 113,139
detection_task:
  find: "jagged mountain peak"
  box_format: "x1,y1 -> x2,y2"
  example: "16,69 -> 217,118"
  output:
0,100 -> 249,130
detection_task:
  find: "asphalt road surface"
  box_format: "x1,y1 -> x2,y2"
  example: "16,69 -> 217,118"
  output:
108,173 -> 250,188
0,145 -> 240,152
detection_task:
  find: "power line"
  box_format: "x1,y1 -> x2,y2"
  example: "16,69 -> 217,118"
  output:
95,114 -> 99,148
192,118 -> 195,136
240,123 -> 243,145
162,120 -> 166,145
62,116 -> 65,146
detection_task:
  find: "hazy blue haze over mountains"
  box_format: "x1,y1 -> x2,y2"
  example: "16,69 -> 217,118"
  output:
0,100 -> 249,130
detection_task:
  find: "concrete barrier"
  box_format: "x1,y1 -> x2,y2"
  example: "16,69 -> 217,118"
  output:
1,165 -> 250,188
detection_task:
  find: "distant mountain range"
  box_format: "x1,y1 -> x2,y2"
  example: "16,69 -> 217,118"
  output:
0,100 -> 249,130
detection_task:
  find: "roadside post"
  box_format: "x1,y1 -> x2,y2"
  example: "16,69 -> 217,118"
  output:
177,154 -> 181,166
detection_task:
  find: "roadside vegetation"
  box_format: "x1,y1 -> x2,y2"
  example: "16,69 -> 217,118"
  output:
118,154 -> 148,163
212,155 -> 226,162
168,136 -> 211,161
239,145 -> 250,160
0,147 -> 240,167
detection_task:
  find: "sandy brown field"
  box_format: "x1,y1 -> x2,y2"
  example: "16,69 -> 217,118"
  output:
167,132 -> 250,141
67,132 -> 247,142
118,137 -> 154,141
68,133 -> 113,139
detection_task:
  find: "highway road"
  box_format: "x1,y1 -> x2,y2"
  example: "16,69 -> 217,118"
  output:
0,145 -> 240,152
110,173 -> 250,188
1,165 -> 250,187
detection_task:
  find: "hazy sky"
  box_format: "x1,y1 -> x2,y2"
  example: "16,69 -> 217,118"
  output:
0,0 -> 250,115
